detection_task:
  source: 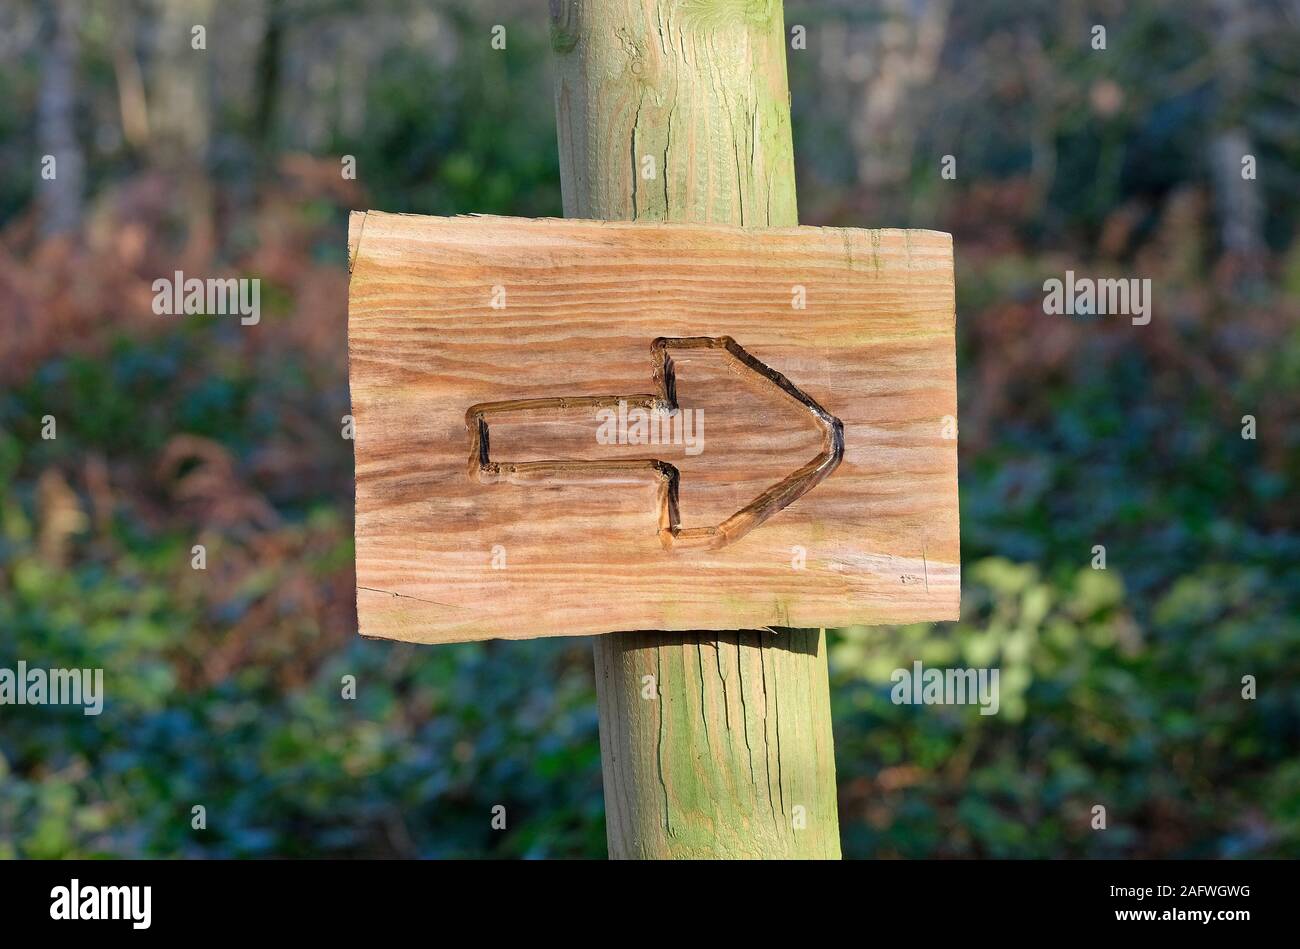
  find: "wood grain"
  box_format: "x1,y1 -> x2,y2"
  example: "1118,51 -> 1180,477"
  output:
348,210 -> 958,644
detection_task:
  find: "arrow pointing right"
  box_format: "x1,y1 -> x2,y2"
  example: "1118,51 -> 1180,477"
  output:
464,336 -> 843,551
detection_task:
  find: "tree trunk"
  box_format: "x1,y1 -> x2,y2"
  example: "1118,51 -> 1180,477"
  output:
37,0 -> 83,239
149,0 -> 215,264
549,0 -> 841,859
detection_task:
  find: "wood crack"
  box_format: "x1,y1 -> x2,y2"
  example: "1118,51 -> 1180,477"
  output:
357,586 -> 461,610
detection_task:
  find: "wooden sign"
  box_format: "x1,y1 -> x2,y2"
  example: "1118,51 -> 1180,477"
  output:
347,211 -> 959,643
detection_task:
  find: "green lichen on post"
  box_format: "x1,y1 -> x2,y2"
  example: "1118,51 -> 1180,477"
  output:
595,628 -> 840,858
550,0 -> 841,859
678,0 -> 779,32
548,0 -> 581,54
551,0 -> 799,228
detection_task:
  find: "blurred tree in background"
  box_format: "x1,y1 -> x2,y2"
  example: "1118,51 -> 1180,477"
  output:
0,0 -> 1297,857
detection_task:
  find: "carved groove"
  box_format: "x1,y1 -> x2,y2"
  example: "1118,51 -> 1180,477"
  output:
464,336 -> 844,550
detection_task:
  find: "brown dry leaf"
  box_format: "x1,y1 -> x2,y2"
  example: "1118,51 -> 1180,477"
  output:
37,468 -> 88,567
156,434 -> 280,536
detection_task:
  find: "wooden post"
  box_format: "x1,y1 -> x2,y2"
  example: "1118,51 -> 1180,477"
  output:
549,0 -> 842,858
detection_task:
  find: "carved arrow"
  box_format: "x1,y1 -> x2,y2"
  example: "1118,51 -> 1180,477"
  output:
465,336 -> 844,550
